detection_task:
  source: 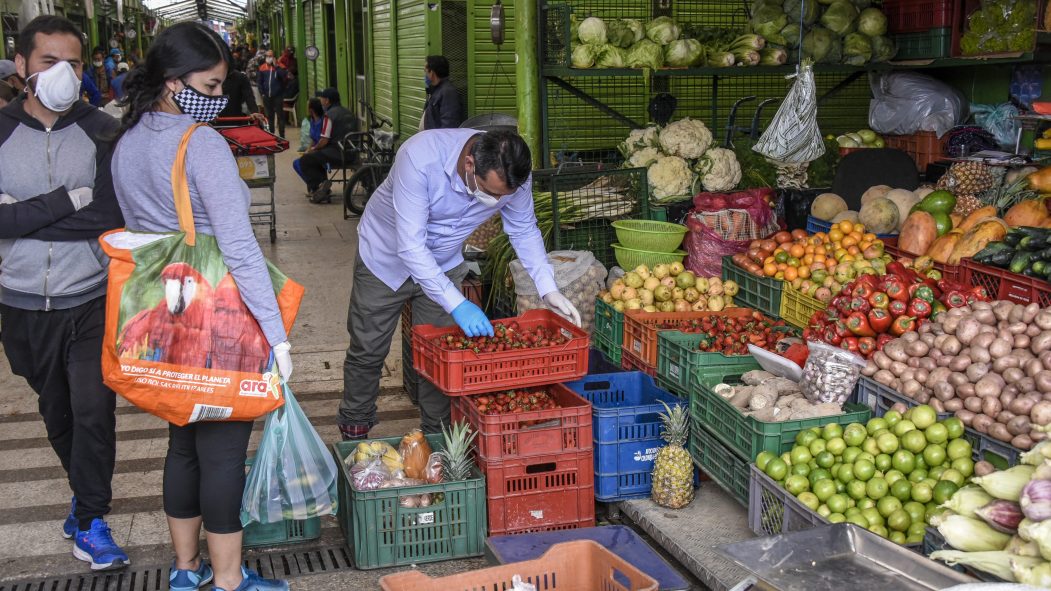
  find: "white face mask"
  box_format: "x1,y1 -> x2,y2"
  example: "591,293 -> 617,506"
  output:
27,61 -> 81,113
466,168 -> 501,207
265,57 -> 274,64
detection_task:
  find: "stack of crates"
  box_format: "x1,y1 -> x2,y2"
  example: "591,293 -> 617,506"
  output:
412,309 -> 594,536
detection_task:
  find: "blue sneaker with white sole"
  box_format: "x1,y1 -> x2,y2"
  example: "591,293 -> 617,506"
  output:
214,567 -> 289,591
169,559 -> 213,591
62,497 -> 77,539
73,518 -> 129,571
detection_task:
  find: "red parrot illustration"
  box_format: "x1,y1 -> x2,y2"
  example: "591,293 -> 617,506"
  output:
117,262 -> 214,367
209,275 -> 270,373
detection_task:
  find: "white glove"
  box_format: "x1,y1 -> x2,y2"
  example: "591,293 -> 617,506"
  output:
543,291 -> 582,327
0,193 -> 17,205
68,187 -> 93,210
273,341 -> 293,381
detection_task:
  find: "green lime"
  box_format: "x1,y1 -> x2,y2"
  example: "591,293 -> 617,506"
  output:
926,505 -> 948,525
911,405 -> 937,429
887,508 -> 911,532
905,534 -> 924,545
838,464 -> 855,484
891,450 -> 916,474
940,468 -> 965,488
791,463 -> 811,477
866,477 -> 889,500
810,438 -> 828,456
928,465 -> 946,481
766,458 -> 788,481
817,504 -> 832,518
796,429 -> 819,447
828,512 -> 846,524
813,479 -> 837,502
911,481 -> 933,504
861,507 -> 884,527
836,480 -> 846,494
809,459 -> 820,470
756,451 -> 775,471
901,430 -> 927,454
903,501 -> 926,525
943,417 -> 964,440
858,497 -> 876,511
867,418 -> 888,435
923,444 -> 946,467
885,469 -> 905,485
875,453 -> 893,472
827,493 -> 849,514
893,419 -> 917,437
781,452 -> 792,466
847,513 -> 869,529
826,437 -> 847,457
845,507 -> 862,519
843,424 -> 868,447
822,423 -> 844,441
908,521 -> 928,539
843,447 -> 862,463
933,480 -> 960,505
856,452 -> 876,465
877,433 -> 900,454
791,446 -> 813,466
883,410 -> 902,427
871,429 -> 891,441
854,460 -> 876,482
890,531 -> 907,545
947,438 -> 972,461
862,438 -> 881,456
816,451 -> 836,469
908,469 -> 928,483
798,492 -> 820,511
785,474 -> 810,495
923,478 -> 939,491
877,495 -> 903,518
925,423 -> 949,445
808,468 -> 831,485
951,457 -> 974,479
891,478 -> 913,502
868,524 -> 889,539
847,480 -> 868,500
914,454 -> 928,472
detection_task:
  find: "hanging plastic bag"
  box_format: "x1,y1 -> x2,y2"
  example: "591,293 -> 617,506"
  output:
298,118 -> 312,152
971,103 -> 1021,149
511,250 -> 606,333
241,383 -> 339,525
399,428 -> 433,480
753,62 -> 825,165
868,72 -> 968,138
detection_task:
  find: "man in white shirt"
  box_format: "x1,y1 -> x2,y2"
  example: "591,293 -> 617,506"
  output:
339,129 -> 581,439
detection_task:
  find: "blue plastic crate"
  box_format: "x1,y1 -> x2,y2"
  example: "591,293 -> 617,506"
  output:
564,372 -> 682,501
588,346 -> 624,375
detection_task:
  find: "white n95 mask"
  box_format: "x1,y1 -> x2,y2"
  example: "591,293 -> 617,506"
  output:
27,61 -> 81,113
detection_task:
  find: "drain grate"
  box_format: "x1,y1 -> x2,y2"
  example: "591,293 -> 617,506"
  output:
0,545 -> 355,591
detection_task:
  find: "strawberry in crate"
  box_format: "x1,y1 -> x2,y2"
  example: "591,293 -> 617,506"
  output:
656,310 -> 792,356
433,321 -> 570,352
472,388 -> 561,415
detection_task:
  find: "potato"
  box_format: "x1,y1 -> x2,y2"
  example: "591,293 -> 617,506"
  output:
1012,434 -> 1035,451
944,399 -> 964,412
990,423 -> 1013,443
964,396 -> 983,413
873,369 -> 895,386
883,340 -> 908,363
931,398 -> 946,414
982,396 -> 1003,418
965,362 -> 990,383
1008,415 -> 1032,436
1003,367 -> 1025,384
990,338 -> 1013,359
973,414 -> 994,433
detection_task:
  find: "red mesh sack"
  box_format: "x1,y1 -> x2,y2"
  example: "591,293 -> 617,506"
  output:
683,215 -> 752,278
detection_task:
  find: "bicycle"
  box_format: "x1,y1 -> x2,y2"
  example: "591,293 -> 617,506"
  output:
342,100 -> 400,218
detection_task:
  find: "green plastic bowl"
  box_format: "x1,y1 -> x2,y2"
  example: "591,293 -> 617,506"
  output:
612,243 -> 687,270
611,220 -> 688,253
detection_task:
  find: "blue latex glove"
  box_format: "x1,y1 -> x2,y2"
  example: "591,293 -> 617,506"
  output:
451,301 -> 494,337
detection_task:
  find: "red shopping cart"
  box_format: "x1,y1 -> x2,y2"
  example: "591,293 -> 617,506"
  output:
212,117 -> 287,243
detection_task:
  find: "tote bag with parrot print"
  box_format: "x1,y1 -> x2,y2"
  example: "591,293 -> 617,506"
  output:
100,123 -> 304,426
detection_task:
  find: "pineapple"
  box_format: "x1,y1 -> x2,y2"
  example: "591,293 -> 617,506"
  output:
937,162 -> 997,216
651,402 -> 694,509
439,421 -> 477,482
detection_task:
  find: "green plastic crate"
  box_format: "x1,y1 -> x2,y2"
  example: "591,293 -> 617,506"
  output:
690,423 -> 750,506
242,457 -> 323,548
891,28 -> 952,60
332,435 -> 487,570
689,363 -> 872,461
657,331 -> 761,397
594,297 -> 623,364
721,256 -> 782,320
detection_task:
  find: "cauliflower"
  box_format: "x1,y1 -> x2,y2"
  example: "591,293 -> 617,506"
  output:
627,146 -> 662,169
619,125 -> 660,157
658,117 -> 712,159
697,147 -> 742,192
648,155 -> 696,201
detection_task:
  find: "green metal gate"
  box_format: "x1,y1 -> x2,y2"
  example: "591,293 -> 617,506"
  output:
396,0 -> 428,138
370,0 -> 396,124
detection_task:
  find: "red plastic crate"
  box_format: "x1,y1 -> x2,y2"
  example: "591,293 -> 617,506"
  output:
411,309 -> 590,396
450,383 -> 593,462
882,0 -> 957,33
962,259 -> 1051,306
622,308 -> 762,367
883,131 -> 947,172
884,243 -> 963,284
620,348 -> 656,377
480,450 -> 596,536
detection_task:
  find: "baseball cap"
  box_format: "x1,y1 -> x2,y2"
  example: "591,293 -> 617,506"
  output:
110,48 -> 122,56
315,87 -> 340,102
117,62 -> 129,72
0,60 -> 16,80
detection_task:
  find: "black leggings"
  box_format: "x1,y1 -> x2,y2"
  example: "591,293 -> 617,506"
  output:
163,420 -> 253,534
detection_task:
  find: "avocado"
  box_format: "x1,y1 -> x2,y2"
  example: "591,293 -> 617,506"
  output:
911,190 -> 957,216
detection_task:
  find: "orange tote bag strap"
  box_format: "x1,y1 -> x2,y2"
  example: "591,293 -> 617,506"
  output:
170,122 -> 208,246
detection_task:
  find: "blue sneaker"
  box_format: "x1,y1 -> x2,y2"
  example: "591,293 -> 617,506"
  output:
215,567 -> 289,591
72,518 -> 129,571
62,497 -> 77,539
169,559 -> 213,591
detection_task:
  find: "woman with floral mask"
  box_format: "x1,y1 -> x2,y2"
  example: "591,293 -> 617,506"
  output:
110,22 -> 292,591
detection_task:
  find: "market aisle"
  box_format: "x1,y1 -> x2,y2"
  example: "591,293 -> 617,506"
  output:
0,128 -> 486,587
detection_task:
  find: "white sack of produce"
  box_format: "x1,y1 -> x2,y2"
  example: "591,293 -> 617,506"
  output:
511,250 -> 606,333
868,71 -> 968,138
753,61 -> 825,165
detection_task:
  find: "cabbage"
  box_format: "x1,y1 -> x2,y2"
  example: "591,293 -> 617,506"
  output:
801,26 -> 834,62
606,20 -> 636,48
645,17 -> 681,46
857,7 -> 887,37
626,39 -> 665,69
870,35 -> 896,62
578,16 -> 607,44
781,22 -> 802,48
751,5 -> 789,44
596,44 -> 628,68
842,32 -> 872,65
571,44 -> 597,68
664,38 -> 704,67
824,34 -> 843,63
820,0 -> 859,36
785,0 -> 819,25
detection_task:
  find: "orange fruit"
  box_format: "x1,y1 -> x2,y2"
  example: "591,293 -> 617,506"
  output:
816,245 -> 827,256
803,254 -> 814,265
784,267 -> 798,281
804,244 -> 816,254
854,223 -> 867,233
860,240 -> 872,252
814,254 -> 827,264
775,271 -> 785,280
813,232 -> 827,243
790,244 -> 806,258
841,236 -> 858,248
864,233 -> 877,242
838,220 -> 855,234
842,254 -> 855,262
798,266 -> 811,279
777,262 -> 788,271
828,229 -> 844,242
765,256 -> 775,265
847,245 -> 861,256
763,263 -> 777,276
826,259 -> 836,269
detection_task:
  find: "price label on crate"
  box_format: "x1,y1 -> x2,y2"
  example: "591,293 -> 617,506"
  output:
560,328 -> 572,340
669,364 -> 680,379
633,446 -> 659,463
416,512 -> 435,525
632,339 -> 642,354
529,510 -> 544,519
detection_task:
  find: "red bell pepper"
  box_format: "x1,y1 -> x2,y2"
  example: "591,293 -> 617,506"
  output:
971,285 -> 991,301
842,336 -> 860,353
886,261 -> 910,279
868,308 -> 892,333
868,292 -> 889,309
855,274 -> 880,290
888,299 -> 908,317
882,276 -> 909,303
832,295 -> 851,315
852,282 -> 876,300
834,319 -> 852,339
890,315 -> 916,336
942,290 -> 968,309
858,336 -> 877,357
847,311 -> 876,337
850,297 -> 872,314
824,325 -> 842,346
908,298 -> 932,319
877,333 -> 894,350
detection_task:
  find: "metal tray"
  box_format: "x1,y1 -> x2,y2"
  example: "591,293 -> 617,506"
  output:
716,524 -> 973,591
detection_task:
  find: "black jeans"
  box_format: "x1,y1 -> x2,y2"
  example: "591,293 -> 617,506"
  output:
261,94 -> 285,137
1,297 -> 116,530
163,420 -> 253,534
300,148 -> 343,192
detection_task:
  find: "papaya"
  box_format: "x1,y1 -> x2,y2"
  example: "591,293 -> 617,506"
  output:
926,230 -> 963,264
899,211 -> 938,256
950,213 -> 964,229
948,218 -> 1010,265
957,206 -> 998,231
1004,199 -> 1048,227
911,190 -> 957,216
1025,166 -> 1051,193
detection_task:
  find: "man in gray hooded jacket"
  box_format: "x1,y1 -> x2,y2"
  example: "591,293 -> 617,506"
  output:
0,15 -> 127,571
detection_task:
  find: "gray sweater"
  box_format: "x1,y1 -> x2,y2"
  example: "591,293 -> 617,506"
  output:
112,112 -> 287,346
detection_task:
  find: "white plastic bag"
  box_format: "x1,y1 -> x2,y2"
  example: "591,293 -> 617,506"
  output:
511,250 -> 606,333
800,341 -> 866,405
868,72 -> 968,138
